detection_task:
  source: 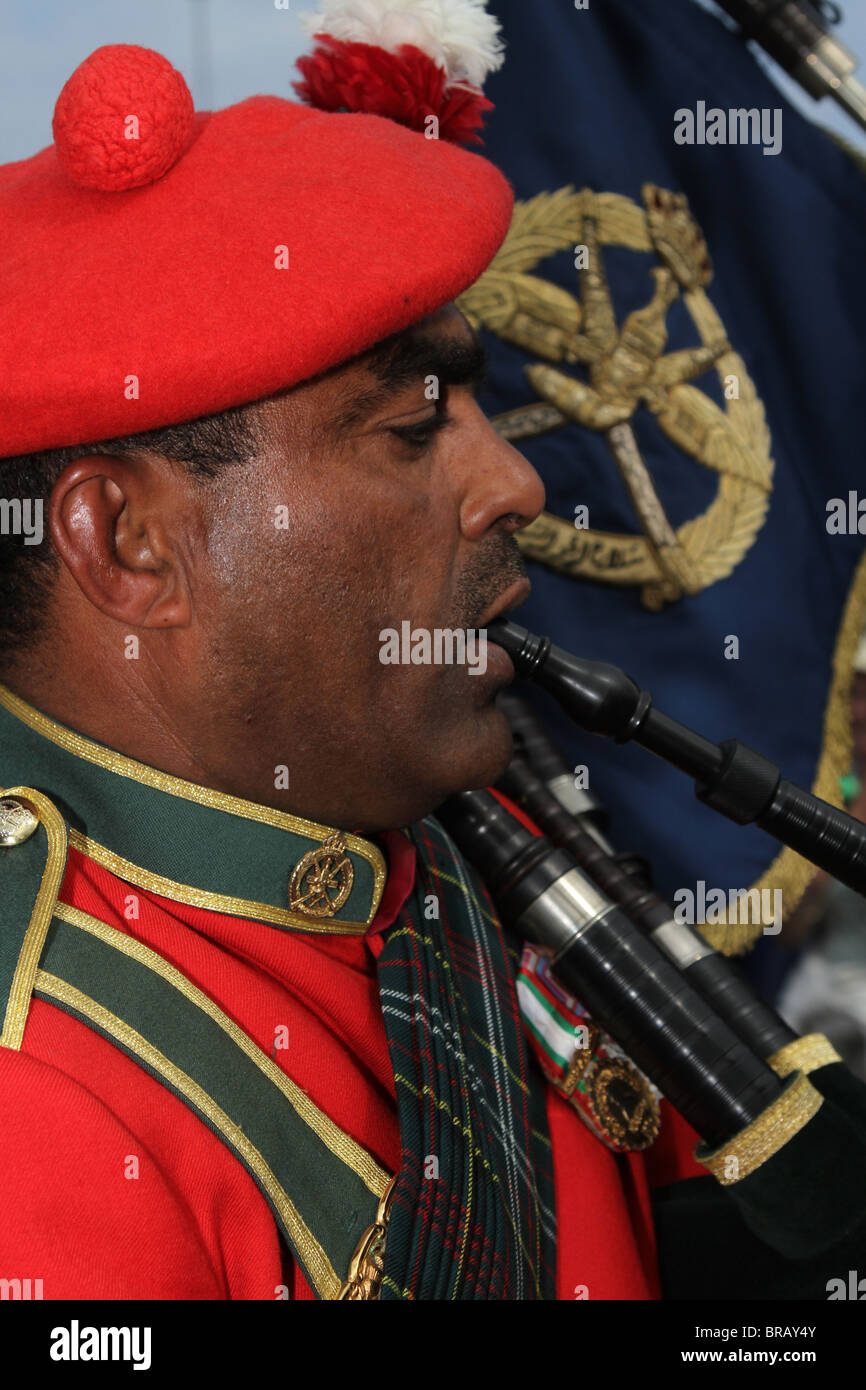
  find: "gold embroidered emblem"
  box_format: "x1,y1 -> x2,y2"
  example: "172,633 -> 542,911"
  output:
0,796 -> 39,847
558,1023 -> 661,1153
458,184 -> 773,609
589,1057 -> 661,1152
288,831 -> 354,918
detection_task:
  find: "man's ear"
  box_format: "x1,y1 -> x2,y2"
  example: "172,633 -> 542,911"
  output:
48,455 -> 194,628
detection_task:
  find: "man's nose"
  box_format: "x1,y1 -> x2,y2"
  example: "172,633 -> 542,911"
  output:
457,404 -> 546,541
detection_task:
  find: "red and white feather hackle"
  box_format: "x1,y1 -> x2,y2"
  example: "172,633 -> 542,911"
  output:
293,0 -> 505,144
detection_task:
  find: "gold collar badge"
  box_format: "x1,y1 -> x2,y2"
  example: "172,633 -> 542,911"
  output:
289,831 -> 354,918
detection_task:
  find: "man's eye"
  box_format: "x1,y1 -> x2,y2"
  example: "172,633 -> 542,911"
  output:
389,414 -> 452,453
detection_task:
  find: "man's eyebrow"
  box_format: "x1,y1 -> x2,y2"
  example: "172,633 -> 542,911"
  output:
329,327 -> 489,436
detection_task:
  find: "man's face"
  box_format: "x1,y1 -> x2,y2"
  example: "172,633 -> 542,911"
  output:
191,305 -> 545,832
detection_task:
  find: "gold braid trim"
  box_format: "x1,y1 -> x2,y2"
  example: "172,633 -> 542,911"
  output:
697,1072 -> 822,1185
768,1033 -> 842,1080
0,787 -> 68,1051
35,969 -> 342,1301
700,546 -> 866,954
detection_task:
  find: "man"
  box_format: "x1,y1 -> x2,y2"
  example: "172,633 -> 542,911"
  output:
1,36 -> 685,1301
0,35 -> 857,1304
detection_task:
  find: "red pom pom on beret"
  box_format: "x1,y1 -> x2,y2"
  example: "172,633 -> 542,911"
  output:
52,46 -> 195,192
0,43 -> 512,457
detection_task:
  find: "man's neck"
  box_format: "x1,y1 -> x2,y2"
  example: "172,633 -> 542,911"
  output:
3,662 -> 225,796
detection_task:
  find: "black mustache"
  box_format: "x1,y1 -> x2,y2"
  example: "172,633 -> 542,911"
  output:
454,537 -> 528,629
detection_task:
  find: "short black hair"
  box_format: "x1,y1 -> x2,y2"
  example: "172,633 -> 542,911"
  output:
0,402 -> 263,665
0,312 -> 482,669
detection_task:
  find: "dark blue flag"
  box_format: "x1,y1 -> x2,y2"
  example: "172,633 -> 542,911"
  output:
462,0 -> 866,952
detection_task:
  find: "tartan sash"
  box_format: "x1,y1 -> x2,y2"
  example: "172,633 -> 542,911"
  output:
377,817 -> 557,1300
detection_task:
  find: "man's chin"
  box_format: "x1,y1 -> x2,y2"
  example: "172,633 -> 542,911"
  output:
433,702 -> 514,808
351,706 -> 515,834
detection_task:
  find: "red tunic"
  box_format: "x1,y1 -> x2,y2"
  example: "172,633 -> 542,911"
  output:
0,834 -> 701,1300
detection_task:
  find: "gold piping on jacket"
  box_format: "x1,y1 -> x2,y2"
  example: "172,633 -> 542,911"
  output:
34,968 -> 342,1301
768,1033 -> 842,1079
0,683 -> 386,927
697,1072 -> 822,1185
0,787 -> 68,1051
52,901 -> 391,1196
67,831 -> 369,936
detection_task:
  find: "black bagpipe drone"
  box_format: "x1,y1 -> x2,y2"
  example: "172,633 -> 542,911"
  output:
437,618 -> 866,1266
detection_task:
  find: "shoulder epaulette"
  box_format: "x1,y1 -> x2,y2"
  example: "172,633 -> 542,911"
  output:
0,786 -> 393,1299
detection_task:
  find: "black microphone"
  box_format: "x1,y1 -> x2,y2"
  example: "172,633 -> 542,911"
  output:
488,616 -> 866,896
437,787 -> 783,1148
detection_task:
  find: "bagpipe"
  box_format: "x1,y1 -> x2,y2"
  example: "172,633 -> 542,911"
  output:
437,618 -> 866,1270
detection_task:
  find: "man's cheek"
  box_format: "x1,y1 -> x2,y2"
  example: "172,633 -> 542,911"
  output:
373,653 -> 481,731
371,654 -> 449,722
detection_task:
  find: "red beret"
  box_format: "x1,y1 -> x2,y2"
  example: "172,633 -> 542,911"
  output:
0,44 -> 512,457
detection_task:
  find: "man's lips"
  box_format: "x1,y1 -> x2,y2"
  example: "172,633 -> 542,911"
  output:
474,577 -> 531,688
478,577 -> 532,630
482,639 -> 516,685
